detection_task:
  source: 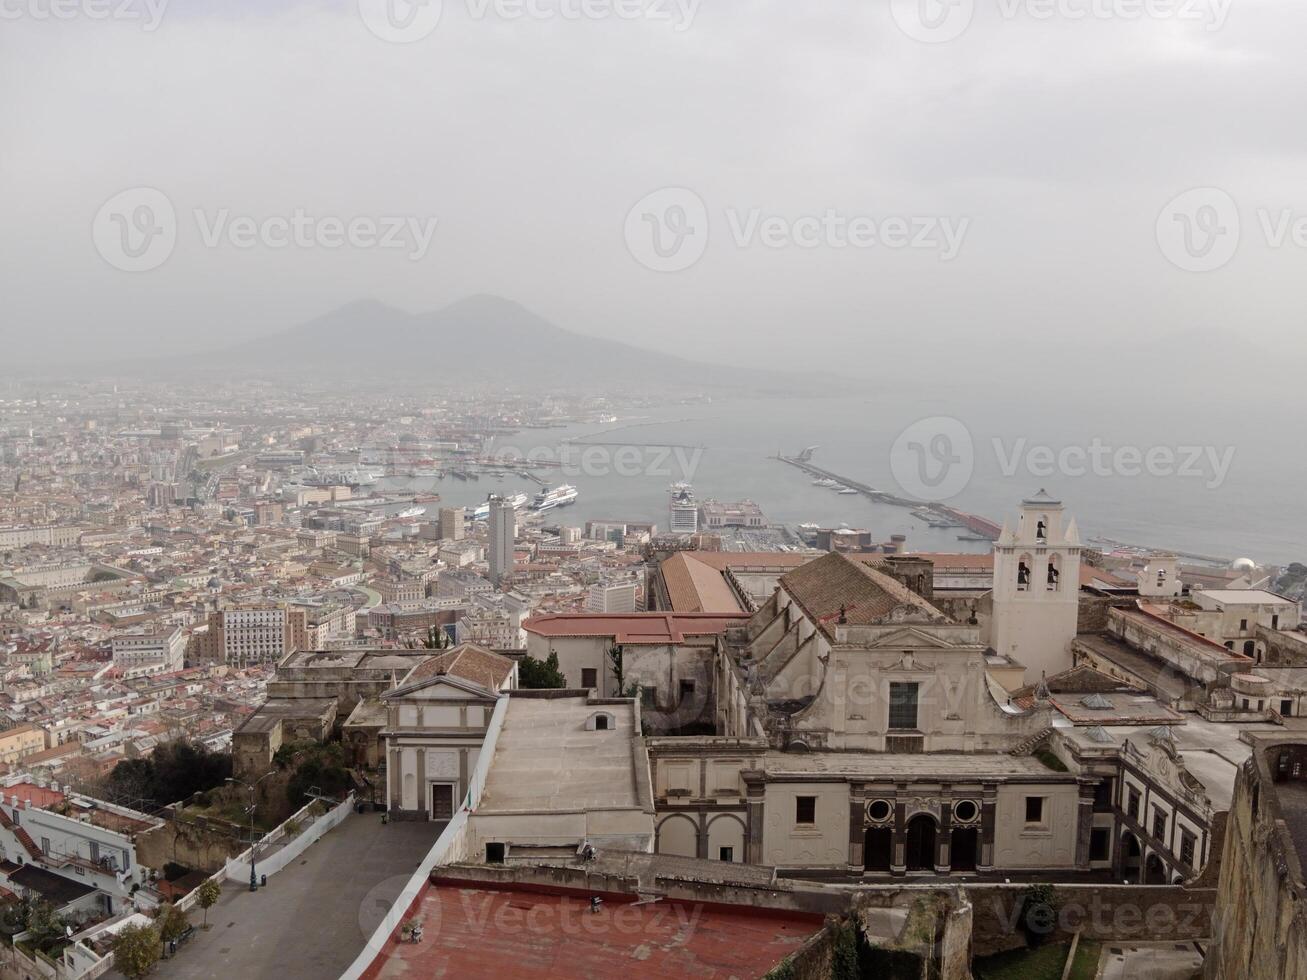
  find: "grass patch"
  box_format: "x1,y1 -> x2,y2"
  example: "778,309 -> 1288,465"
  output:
1034,748 -> 1069,772
973,942 -> 1070,980
1067,939 -> 1101,980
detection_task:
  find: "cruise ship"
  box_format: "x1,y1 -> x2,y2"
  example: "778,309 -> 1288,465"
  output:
395,506 -> 426,519
467,491 -> 529,522
669,482 -> 699,534
531,484 -> 579,511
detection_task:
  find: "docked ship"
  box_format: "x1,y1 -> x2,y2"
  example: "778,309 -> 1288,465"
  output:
396,506 -> 426,519
669,482 -> 699,534
531,484 -> 579,511
467,491 -> 529,522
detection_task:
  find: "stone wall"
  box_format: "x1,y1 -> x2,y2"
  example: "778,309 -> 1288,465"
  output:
967,883 -> 1214,957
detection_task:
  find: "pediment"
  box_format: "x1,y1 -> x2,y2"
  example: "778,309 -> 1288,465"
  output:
384,675 -> 498,702
855,626 -> 964,650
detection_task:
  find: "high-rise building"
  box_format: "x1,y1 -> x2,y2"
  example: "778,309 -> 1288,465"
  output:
487,495 -> 515,585
439,507 -> 465,542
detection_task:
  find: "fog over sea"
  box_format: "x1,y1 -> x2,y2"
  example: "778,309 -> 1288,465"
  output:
382,393 -> 1306,568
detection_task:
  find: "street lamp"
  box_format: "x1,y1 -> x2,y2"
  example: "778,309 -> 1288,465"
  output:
226,771 -> 276,892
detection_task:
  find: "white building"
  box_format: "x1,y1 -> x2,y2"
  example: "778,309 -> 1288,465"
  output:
110,626 -> 186,677
587,581 -> 638,613
988,490 -> 1083,682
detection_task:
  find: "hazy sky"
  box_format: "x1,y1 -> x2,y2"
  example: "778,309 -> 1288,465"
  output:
2,0 -> 1305,381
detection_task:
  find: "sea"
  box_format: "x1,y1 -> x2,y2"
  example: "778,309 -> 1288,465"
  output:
378,393 -> 1306,568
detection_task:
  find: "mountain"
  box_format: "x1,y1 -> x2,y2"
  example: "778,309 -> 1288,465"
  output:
200,295 -> 736,387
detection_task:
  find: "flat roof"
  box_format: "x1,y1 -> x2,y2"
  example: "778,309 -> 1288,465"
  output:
477,697 -> 643,813
523,612 -> 747,645
763,751 -> 1065,780
1198,589 -> 1293,605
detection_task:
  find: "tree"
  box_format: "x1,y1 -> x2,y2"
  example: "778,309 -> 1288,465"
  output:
113,923 -> 161,979
518,651 -> 565,689
421,626 -> 449,649
606,643 -> 640,697
157,903 -> 189,946
196,878 -> 221,928
105,739 -> 233,807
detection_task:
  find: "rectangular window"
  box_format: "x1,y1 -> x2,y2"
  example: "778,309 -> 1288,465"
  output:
888,682 -> 919,731
795,796 -> 816,825
1089,828 -> 1110,862
1152,807 -> 1167,841
1273,615 -> 1280,629
1180,832 -> 1196,868
581,668 -> 597,689
1240,618 -> 1248,631
718,846 -> 734,862
40,837 -> 49,855
1283,700 -> 1294,717
1092,778 -> 1113,812
1025,796 -> 1044,824
679,679 -> 696,696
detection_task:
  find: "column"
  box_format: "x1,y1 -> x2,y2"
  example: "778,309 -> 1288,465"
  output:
891,788 -> 908,876
937,785 -> 952,873
979,783 -> 998,872
1075,781 -> 1096,869
848,782 -> 865,873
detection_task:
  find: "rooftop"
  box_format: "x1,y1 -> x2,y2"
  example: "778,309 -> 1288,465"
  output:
763,751 -> 1067,780
477,696 -> 644,814
366,881 -> 821,979
523,612 -> 747,645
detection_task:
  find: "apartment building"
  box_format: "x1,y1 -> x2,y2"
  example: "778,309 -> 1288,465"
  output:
194,604 -> 308,667
110,626 -> 186,677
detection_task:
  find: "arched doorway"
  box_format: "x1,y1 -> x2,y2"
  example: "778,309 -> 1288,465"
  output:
951,827 -> 979,872
864,827 -> 892,872
1121,831 -> 1142,883
905,815 -> 937,872
1144,853 -> 1167,884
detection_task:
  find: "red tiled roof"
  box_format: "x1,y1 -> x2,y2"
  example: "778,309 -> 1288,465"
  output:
363,881 -> 821,980
523,612 -> 747,645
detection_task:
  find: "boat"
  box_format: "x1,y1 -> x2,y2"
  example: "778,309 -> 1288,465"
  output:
813,478 -> 839,488
396,506 -> 426,519
468,501 -> 490,521
532,484 -> 579,511
507,492 -> 529,510
838,487 -> 859,495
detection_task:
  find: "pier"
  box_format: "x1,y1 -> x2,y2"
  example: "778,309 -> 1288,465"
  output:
774,454 -> 1001,541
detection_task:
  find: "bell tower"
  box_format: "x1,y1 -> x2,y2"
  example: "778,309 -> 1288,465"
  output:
988,490 -> 1082,681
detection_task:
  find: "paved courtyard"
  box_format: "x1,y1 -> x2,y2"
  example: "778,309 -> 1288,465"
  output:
1098,941 -> 1205,980
135,813 -> 440,980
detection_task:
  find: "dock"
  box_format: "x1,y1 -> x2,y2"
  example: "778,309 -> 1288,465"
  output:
773,454 -> 1001,541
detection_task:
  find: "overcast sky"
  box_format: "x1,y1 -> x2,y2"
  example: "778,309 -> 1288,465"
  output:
2,0 -> 1304,385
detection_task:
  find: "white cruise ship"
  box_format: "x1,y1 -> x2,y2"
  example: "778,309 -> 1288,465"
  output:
669,482 -> 699,534
531,484 -> 579,511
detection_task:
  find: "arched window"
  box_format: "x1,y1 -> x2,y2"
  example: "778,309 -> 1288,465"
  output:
1047,554 -> 1062,592
1017,554 -> 1033,592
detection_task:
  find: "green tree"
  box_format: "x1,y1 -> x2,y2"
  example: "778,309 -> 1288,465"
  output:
421,626 -> 449,649
157,903 -> 189,945
607,643 -> 627,692
196,879 -> 221,928
279,741 -> 351,809
112,923 -> 161,979
23,899 -> 65,952
518,651 -> 565,689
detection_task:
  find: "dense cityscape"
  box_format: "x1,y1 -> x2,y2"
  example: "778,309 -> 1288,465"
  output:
0,377 -> 1299,978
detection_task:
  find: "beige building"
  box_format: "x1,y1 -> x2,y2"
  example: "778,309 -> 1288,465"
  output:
0,725 -> 46,767
382,645 -> 516,822
195,604 -> 308,667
